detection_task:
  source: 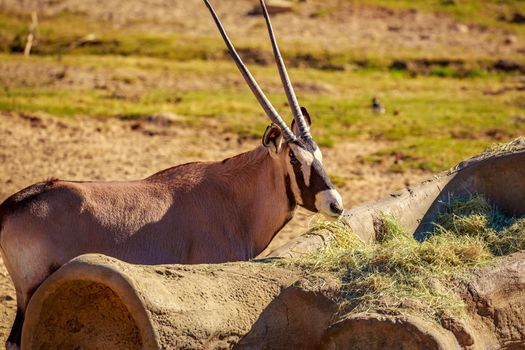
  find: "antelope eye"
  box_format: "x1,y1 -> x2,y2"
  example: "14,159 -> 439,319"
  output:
289,151 -> 299,165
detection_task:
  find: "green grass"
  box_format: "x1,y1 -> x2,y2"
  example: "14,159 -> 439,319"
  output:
1,0 -> 524,173
280,195 -> 525,322
1,53 -> 524,171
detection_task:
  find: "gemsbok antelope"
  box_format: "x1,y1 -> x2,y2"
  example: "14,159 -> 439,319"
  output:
0,0 -> 344,348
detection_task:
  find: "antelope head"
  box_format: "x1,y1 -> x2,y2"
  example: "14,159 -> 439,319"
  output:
204,0 -> 344,217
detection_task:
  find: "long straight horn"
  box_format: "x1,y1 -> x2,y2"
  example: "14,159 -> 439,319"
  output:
203,0 -> 297,142
259,0 -> 311,140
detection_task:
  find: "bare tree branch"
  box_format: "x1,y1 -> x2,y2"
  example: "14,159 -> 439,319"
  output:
24,11 -> 38,57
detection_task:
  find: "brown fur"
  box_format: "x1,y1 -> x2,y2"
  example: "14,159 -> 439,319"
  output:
0,144 -> 301,348
0,179 -> 57,231
1,147 -> 294,293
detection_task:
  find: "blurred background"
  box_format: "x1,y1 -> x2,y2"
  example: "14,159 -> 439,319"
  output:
0,0 -> 524,339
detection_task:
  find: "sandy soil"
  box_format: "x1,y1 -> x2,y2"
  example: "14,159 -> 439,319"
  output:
0,111 -> 429,342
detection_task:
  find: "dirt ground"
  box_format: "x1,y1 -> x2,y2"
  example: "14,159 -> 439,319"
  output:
0,111 -> 429,342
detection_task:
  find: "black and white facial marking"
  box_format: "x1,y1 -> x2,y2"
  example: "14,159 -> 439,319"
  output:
286,139 -> 343,217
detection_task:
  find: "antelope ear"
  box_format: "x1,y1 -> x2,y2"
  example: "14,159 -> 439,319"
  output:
263,124 -> 283,155
291,106 -> 312,135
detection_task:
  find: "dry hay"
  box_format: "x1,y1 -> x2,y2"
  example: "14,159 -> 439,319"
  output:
281,195 -> 525,322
